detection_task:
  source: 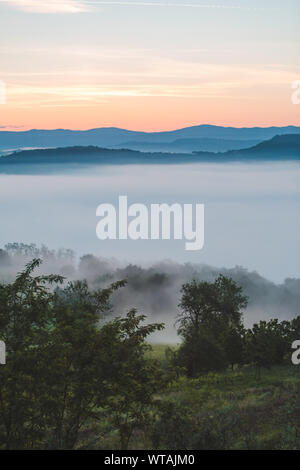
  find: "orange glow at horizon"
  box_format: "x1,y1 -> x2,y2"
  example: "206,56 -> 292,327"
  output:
2,92 -> 300,132
1,55 -> 300,131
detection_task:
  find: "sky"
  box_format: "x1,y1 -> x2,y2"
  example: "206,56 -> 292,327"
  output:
0,0 -> 300,131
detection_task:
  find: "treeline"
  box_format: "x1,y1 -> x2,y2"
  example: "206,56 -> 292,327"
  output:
173,275 -> 300,377
1,243 -> 300,326
0,260 -> 299,449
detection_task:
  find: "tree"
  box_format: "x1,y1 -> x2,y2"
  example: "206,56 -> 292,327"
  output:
245,319 -> 291,375
176,275 -> 248,376
98,310 -> 165,449
223,325 -> 246,370
289,315 -> 300,342
0,259 -> 165,449
0,259 -> 64,449
177,327 -> 227,375
41,277 -> 126,449
178,275 -> 247,334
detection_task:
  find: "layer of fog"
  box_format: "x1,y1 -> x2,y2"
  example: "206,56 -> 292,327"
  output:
0,162 -> 299,285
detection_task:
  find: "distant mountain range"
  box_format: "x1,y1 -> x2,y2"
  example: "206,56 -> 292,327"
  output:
0,134 -> 299,174
1,124 -> 300,154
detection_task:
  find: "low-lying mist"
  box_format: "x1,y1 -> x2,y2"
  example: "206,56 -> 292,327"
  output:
1,243 -> 299,343
0,162 -> 299,283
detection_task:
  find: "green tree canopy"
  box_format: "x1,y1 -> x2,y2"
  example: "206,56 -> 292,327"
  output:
0,259 -> 165,449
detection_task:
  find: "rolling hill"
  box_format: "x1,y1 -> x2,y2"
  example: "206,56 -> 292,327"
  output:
0,134 -> 299,174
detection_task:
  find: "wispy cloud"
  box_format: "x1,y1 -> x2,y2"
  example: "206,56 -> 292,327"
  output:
1,0 -> 265,13
2,0 -> 90,13
0,125 -> 25,129
6,60 -> 296,107
78,0 -> 264,11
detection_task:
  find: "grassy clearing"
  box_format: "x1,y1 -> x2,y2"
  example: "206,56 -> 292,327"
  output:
79,343 -> 300,450
146,342 -> 179,360
144,344 -> 300,450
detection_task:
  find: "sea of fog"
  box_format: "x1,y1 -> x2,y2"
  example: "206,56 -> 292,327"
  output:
0,161 -> 299,284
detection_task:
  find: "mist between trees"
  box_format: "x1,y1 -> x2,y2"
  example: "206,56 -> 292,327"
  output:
0,243 -> 299,342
